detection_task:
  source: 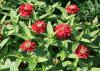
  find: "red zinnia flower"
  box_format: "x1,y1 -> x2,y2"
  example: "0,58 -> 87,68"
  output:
19,3 -> 33,17
54,23 -> 72,39
66,4 -> 79,14
75,44 -> 89,59
31,20 -> 47,34
20,40 -> 36,52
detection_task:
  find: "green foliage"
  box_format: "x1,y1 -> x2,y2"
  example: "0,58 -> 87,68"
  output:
0,0 -> 100,71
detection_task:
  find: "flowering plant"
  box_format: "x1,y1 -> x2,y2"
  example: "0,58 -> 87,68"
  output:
0,0 -> 100,71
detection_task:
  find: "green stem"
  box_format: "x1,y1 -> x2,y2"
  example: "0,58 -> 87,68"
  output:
74,58 -> 79,68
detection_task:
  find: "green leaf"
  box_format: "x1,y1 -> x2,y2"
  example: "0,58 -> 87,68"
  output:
68,54 -> 77,58
57,19 -> 63,23
73,58 -> 79,68
29,63 -> 36,71
29,57 -> 37,71
15,59 -> 22,67
0,14 -> 7,25
0,38 -> 9,50
62,40 -> 68,48
38,57 -> 48,62
69,17 -> 75,26
33,11 -> 37,20
77,67 -> 88,71
62,61 -> 71,67
57,6 -> 67,19
90,36 -> 97,42
52,2 -> 60,8
34,1 -> 46,8
10,9 -> 19,24
81,38 -> 91,43
14,25 -> 19,34
15,34 -> 28,40
47,22 -> 54,37
89,30 -> 99,37
42,64 -> 46,71
87,0 -> 95,14
0,58 -> 11,70
71,43 -> 79,52
93,17 -> 98,24
90,68 -> 100,71
46,6 -> 54,14
46,22 -> 54,45
65,1 -> 71,8
88,44 -> 99,48
10,62 -> 19,71
95,0 -> 99,12
46,65 -> 53,71
65,14 -> 75,20
91,24 -> 100,28
10,9 -> 17,18
74,26 -> 82,31
76,31 -> 84,40
19,21 -> 32,39
7,30 -> 14,36
57,50 -> 66,61
39,13 -> 50,20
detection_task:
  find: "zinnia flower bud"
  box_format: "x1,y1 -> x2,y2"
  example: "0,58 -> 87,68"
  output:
19,3 -> 33,17
75,44 -> 89,59
20,40 -> 36,52
66,4 -> 79,14
54,23 -> 72,39
31,20 -> 47,34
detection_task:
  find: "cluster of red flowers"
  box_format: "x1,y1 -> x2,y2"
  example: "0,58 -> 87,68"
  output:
19,3 -> 89,59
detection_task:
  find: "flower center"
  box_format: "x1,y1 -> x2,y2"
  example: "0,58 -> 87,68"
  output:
37,23 -> 42,27
25,42 -> 31,48
24,6 -> 28,10
61,27 -> 65,30
80,48 -> 87,53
